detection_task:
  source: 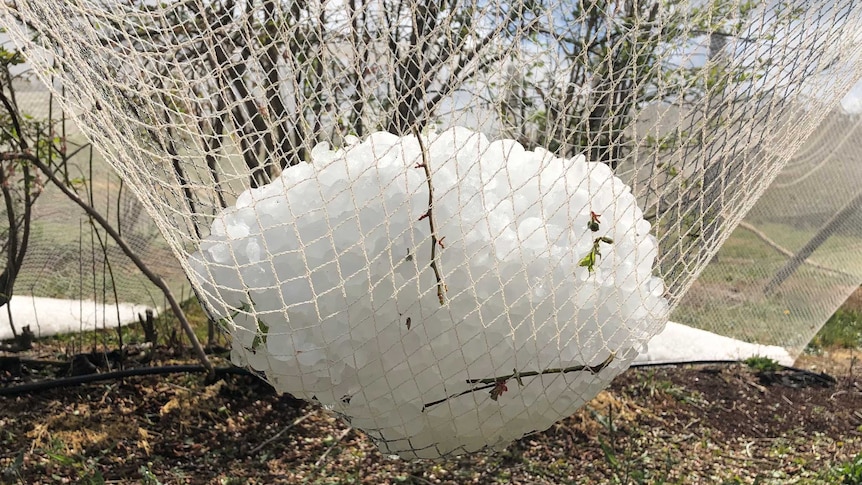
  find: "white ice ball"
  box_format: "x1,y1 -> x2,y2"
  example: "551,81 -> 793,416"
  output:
188,127 -> 668,459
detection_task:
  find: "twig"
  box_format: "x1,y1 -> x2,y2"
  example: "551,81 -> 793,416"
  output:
422,353 -> 616,411
0,151 -> 215,378
250,409 -> 318,455
314,426 -> 352,467
716,452 -> 775,465
412,128 -> 447,305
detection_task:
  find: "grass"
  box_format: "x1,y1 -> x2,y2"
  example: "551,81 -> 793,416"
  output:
672,220 -> 862,350
831,453 -> 862,484
809,308 -> 862,350
743,356 -> 782,372
15,218 -> 185,305
595,404 -> 677,485
2,112 -> 188,307
30,295 -> 219,357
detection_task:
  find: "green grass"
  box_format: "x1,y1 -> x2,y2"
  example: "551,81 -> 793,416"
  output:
830,453 -> 862,484
743,356 -> 781,372
687,222 -> 859,289
808,308 -> 862,350
672,220 -> 862,350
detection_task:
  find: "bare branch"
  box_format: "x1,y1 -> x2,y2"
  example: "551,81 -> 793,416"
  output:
422,353 -> 616,411
1,151 -> 215,378
412,128 -> 447,306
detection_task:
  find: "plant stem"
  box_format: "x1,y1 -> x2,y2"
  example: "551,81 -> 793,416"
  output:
1,151 -> 215,378
412,128 -> 447,305
422,352 -> 616,411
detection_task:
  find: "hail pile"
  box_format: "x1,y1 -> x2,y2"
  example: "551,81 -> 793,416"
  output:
188,127 -> 668,458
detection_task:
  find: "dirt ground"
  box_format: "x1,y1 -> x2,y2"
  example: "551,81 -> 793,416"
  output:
0,343 -> 859,484
2,289 -> 862,484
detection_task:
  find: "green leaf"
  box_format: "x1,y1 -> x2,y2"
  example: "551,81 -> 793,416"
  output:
83,470 -> 106,485
578,252 -> 596,272
599,439 -> 619,469
251,319 -> 269,350
48,453 -> 76,466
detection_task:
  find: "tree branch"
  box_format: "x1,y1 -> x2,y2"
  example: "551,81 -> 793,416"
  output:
0,151 -> 215,378
422,353 -> 616,411
412,128 -> 446,306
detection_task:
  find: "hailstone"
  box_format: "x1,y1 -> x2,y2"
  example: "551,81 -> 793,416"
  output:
187,127 -> 668,459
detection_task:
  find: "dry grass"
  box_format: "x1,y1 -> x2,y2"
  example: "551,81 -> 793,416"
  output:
1,348 -> 860,484
2,292 -> 861,484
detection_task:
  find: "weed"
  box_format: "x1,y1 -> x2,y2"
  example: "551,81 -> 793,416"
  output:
744,356 -> 781,372
809,308 -> 862,350
140,464 -> 163,485
595,405 -> 676,484
38,434 -> 107,484
220,477 -> 246,485
832,453 -> 862,484
637,372 -> 705,405
1,449 -> 24,483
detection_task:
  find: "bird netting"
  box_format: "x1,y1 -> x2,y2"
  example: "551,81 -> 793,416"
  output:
0,73 -> 188,340
673,108 -> 862,357
2,0 -> 862,458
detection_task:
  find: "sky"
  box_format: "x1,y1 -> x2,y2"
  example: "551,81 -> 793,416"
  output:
841,80 -> 862,113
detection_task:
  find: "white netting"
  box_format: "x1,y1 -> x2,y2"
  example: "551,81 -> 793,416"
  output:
0,74 -> 186,338
3,0 -> 862,458
190,128 -> 667,455
674,108 -> 862,356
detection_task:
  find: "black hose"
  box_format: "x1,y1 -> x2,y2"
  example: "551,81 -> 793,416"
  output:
630,359 -> 836,385
0,358 -> 835,398
630,359 -> 747,368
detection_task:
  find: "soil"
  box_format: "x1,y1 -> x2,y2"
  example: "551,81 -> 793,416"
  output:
2,288 -> 862,484
0,345 -> 860,484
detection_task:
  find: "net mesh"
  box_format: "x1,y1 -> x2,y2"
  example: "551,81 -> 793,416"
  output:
0,76 -> 188,338
3,0 -> 862,458
674,109 -> 862,356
